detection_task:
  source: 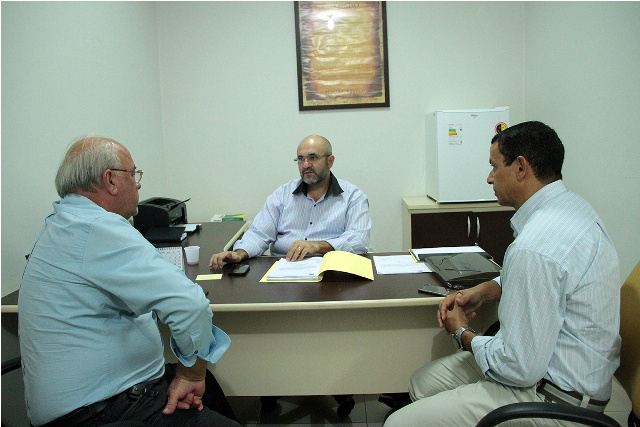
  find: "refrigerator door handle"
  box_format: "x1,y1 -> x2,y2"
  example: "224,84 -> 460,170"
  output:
477,217 -> 481,239
467,216 -> 471,238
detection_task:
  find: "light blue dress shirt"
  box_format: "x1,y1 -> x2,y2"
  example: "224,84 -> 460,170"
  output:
472,181 -> 620,400
18,194 -> 230,426
234,173 -> 371,257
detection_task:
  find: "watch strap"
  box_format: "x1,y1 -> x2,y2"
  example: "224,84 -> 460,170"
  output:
453,326 -> 476,350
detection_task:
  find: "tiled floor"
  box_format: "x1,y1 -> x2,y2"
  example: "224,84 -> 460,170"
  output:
227,380 -> 632,427
228,394 -> 393,427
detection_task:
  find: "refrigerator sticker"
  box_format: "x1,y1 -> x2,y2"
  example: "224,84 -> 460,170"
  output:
448,124 -> 463,145
495,122 -> 508,134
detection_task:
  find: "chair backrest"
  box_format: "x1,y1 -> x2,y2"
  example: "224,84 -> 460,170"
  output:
616,260 -> 640,418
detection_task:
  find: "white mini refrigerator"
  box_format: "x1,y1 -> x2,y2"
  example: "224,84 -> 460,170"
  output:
426,107 -> 509,203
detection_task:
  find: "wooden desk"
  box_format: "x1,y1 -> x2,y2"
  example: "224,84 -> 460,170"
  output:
2,222 -> 497,397
176,227 -> 496,396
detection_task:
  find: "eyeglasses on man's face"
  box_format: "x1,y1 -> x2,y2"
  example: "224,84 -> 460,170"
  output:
111,168 -> 143,183
294,154 -> 329,164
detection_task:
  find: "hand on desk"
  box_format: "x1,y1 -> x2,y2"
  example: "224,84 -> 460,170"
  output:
286,240 -> 333,262
209,249 -> 248,269
209,240 -> 335,266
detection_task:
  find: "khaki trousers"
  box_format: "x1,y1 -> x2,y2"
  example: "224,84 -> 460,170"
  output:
383,352 -> 579,427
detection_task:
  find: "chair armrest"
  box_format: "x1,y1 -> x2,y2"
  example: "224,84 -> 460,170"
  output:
1,356 -> 22,375
476,402 -> 621,427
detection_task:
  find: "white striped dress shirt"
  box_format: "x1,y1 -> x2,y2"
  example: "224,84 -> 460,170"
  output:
472,180 -> 620,400
234,173 -> 371,257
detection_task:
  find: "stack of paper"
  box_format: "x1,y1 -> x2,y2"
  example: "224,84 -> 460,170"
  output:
266,257 -> 324,281
373,255 -> 431,275
409,245 -> 486,261
263,251 -> 374,282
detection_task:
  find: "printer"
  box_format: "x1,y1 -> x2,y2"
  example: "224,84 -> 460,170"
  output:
133,197 -> 188,236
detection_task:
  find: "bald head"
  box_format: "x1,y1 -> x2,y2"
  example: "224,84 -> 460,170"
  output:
55,136 -> 126,198
297,135 -> 332,157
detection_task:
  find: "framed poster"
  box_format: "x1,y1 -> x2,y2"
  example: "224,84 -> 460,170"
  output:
294,1 -> 390,111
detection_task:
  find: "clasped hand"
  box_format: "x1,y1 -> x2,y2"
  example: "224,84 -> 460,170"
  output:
163,359 -> 208,415
437,289 -> 481,334
163,376 -> 206,415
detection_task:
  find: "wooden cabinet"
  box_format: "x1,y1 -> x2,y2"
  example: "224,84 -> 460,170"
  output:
403,198 -> 515,266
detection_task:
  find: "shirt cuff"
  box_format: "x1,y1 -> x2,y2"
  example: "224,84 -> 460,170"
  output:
170,325 -> 231,367
233,238 -> 264,259
325,237 -> 344,252
470,334 -> 493,373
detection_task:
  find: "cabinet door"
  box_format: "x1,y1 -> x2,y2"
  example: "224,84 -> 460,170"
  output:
410,212 -> 473,249
473,210 -> 514,266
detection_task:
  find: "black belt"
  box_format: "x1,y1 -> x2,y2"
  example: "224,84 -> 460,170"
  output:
537,379 -> 609,413
40,382 -> 160,427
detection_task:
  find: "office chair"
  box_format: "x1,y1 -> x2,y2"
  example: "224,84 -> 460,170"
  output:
476,260 -> 640,427
1,357 -> 150,427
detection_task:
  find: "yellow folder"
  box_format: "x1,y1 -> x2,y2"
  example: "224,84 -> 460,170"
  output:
260,251 -> 374,282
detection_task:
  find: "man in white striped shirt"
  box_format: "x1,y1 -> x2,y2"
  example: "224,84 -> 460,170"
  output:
384,121 -> 620,427
209,134 -> 370,416
209,135 -> 371,267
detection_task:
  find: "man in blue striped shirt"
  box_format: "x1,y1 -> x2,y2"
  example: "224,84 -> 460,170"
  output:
209,134 -> 371,416
209,134 -> 371,266
384,122 -> 620,427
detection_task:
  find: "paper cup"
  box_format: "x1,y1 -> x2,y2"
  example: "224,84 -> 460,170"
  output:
184,246 -> 200,265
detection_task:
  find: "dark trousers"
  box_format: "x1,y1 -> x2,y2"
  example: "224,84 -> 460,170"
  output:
40,364 -> 241,427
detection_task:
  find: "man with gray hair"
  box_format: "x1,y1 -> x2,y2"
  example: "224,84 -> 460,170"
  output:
18,136 -> 240,427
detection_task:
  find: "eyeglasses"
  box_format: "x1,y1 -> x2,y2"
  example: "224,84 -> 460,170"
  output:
111,168 -> 143,183
294,154 -> 329,163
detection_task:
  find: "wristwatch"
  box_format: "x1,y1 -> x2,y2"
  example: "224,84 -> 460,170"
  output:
453,326 -> 476,350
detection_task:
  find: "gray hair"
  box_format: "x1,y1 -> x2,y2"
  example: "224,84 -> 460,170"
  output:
55,135 -> 122,198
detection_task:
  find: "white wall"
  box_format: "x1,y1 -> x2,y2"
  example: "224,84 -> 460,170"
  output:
2,1 -> 638,296
154,0 -> 526,248
1,2 -> 166,296
523,2 -> 640,280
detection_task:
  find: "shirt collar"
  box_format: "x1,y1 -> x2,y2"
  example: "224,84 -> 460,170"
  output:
293,172 -> 344,197
510,180 -> 567,237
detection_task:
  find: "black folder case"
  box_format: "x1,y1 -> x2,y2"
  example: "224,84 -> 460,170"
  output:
144,226 -> 186,243
419,252 -> 501,290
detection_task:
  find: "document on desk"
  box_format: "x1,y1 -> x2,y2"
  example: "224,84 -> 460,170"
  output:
410,245 -> 486,261
265,257 -> 323,281
373,255 -> 432,275
261,251 -> 374,282
196,274 -> 223,281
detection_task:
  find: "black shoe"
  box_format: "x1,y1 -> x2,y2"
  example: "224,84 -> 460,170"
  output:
336,396 -> 355,418
260,396 -> 280,413
378,393 -> 411,410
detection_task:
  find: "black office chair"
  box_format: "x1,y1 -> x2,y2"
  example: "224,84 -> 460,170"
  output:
476,402 -> 622,427
1,357 -> 150,427
476,261 -> 640,427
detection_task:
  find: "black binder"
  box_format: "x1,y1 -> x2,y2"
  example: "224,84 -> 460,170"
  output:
144,226 -> 186,243
419,252 -> 501,290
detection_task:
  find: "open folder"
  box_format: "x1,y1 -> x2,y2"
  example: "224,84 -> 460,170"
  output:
261,251 -> 374,282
